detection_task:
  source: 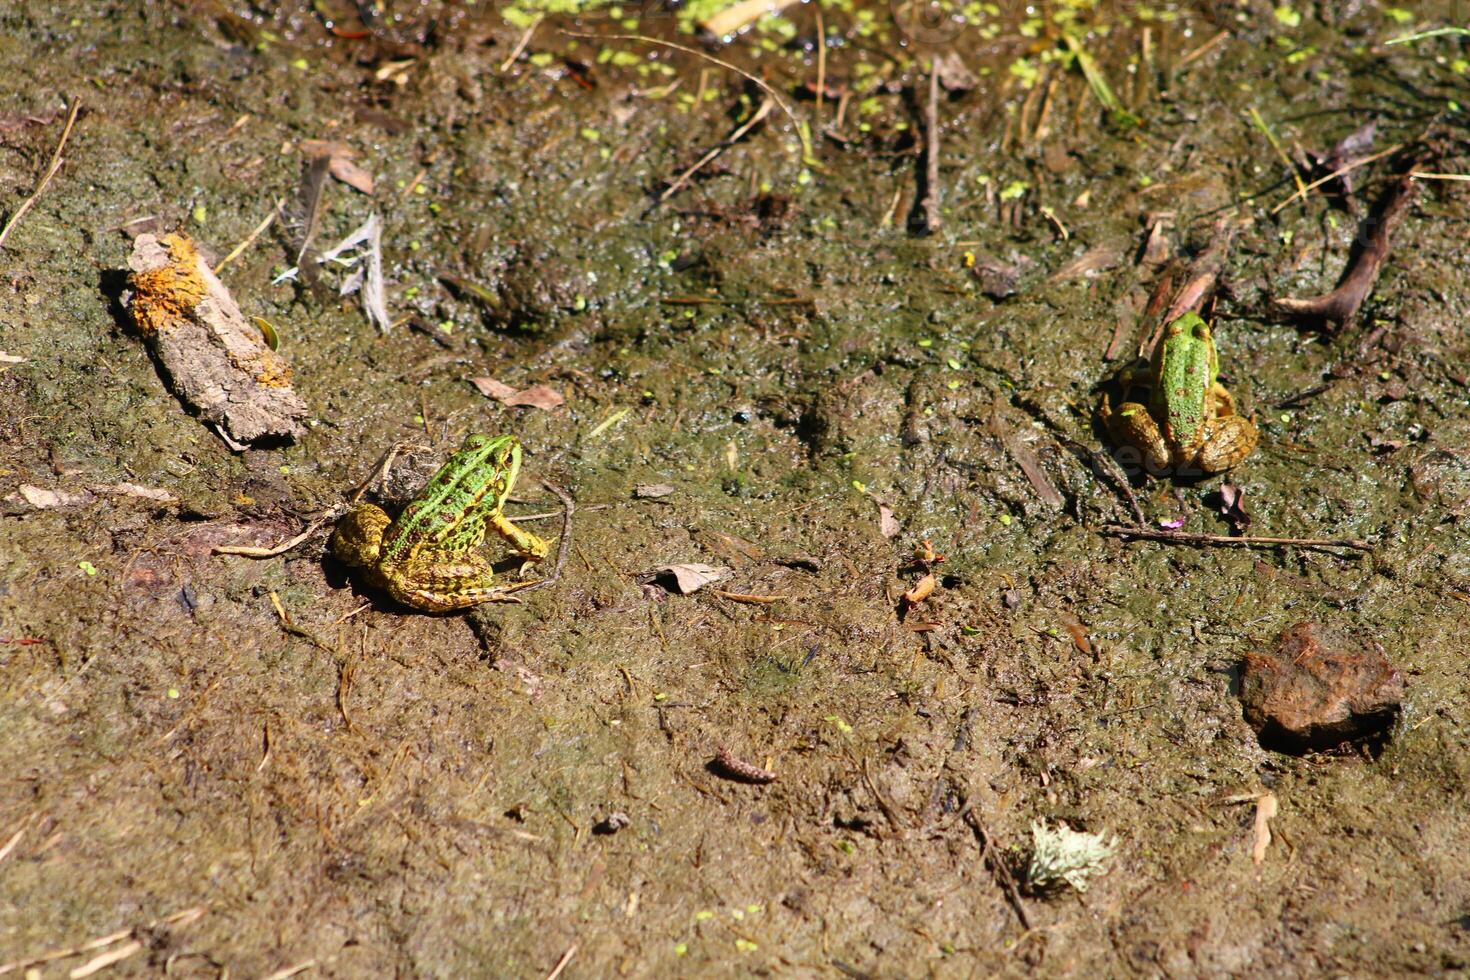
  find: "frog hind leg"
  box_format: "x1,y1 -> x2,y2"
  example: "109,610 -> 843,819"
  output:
385,550 -> 538,613
488,511 -> 551,563
1099,394 -> 1172,475
1193,414 -> 1259,473
331,503 -> 392,570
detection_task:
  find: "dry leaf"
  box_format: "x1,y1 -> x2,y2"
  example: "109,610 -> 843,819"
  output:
302,139 -> 375,194
634,484 -> 675,499
470,378 -> 565,410
877,502 -> 900,539
1251,793 -> 1278,865
504,384 -> 564,409
328,157 -> 374,195
1217,483 -> 1252,534
17,485 -> 87,509
903,572 -> 936,605
0,351 -> 24,364
654,563 -> 730,595
470,377 -> 518,400
94,482 -> 177,503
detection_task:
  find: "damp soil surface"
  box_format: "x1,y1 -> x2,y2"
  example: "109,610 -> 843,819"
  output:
3,2 -> 1470,976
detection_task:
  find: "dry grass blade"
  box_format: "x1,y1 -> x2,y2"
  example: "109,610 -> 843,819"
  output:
562,31 -> 813,162
659,97 -> 773,204
0,97 -> 81,250
1269,143 -> 1403,214
1101,525 -> 1373,552
213,198 -> 282,272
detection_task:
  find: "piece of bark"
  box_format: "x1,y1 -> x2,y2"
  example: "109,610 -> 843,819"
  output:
1239,622 -> 1405,752
127,233 -> 307,446
1274,176 -> 1415,330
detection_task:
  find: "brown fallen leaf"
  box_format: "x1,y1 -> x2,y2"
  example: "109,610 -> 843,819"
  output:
302,138 -> 374,195
504,384 -> 564,409
1216,483 -> 1252,534
470,377 -> 517,400
652,563 -> 730,595
16,485 -> 88,509
1049,239 -> 1125,282
469,378 -> 566,410
1251,793 -> 1278,865
877,502 -> 901,539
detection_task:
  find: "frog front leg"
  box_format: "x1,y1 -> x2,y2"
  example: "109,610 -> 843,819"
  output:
488,511 -> 550,564
382,550 -> 538,613
1099,394 -> 1171,475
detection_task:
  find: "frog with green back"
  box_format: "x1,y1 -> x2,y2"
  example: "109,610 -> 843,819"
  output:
1098,312 -> 1258,475
331,434 -> 550,612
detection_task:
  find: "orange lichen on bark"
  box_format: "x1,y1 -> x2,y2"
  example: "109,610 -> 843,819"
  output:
128,233 -> 207,334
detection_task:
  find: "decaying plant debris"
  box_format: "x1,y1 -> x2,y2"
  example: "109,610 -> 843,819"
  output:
126,232 -> 307,447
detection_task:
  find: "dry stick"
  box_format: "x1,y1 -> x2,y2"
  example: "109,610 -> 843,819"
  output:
0,97 -> 82,250
563,31 -> 813,162
963,809 -> 1031,931
500,13 -> 542,72
1269,143 -> 1403,215
659,97 -> 773,204
544,944 -> 577,980
213,199 -> 283,272
212,442 -> 409,557
0,907 -> 206,976
1100,524 -> 1373,552
1409,171 -> 1470,181
512,480 -> 576,596
920,57 -> 942,234
1146,214 -> 1239,357
813,2 -> 826,130
1274,174 -> 1416,327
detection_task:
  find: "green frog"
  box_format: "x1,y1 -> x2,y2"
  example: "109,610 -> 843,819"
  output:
1098,312 -> 1258,475
331,434 -> 550,612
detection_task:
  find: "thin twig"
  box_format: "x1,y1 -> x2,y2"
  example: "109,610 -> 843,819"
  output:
1409,171 -> 1470,181
511,480 -> 575,596
1268,143 -> 1403,215
544,944 -> 577,980
500,13 -> 542,72
1247,106 -> 1307,203
963,809 -> 1031,931
212,442 -> 408,557
213,199 -> 283,272
813,2 -> 827,131
563,31 -> 813,162
1100,524 -> 1373,552
658,98 -> 773,204
921,56 -> 942,233
0,97 -> 82,250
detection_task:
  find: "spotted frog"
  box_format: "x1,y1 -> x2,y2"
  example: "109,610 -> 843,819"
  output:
1098,313 -> 1258,475
331,434 -> 549,612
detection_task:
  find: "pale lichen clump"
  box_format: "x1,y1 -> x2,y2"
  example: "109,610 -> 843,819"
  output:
1025,821 -> 1116,894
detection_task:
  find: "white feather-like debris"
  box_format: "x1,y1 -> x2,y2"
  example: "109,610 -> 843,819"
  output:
1025,820 -> 1116,893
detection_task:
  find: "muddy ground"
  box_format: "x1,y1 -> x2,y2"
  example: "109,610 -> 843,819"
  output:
2,1 -> 1470,976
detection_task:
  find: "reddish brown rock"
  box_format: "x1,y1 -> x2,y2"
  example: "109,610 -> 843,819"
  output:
1240,622 -> 1405,752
